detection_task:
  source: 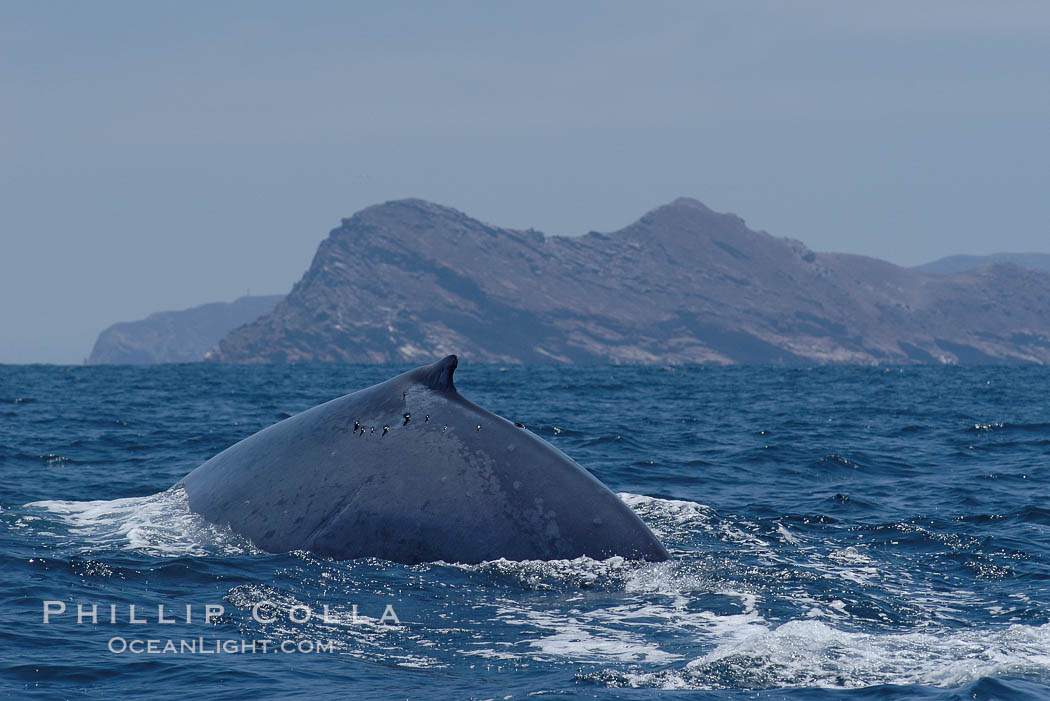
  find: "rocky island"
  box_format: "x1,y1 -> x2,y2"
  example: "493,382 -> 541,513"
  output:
204,198 -> 1050,365
914,252 -> 1050,275
88,295 -> 283,364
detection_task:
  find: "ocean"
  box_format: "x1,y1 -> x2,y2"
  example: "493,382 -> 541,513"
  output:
1,363 -> 1048,699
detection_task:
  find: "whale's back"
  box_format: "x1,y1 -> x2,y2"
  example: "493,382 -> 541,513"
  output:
180,355 -> 670,564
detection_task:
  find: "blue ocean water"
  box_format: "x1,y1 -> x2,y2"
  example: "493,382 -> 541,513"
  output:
1,363 -> 1049,700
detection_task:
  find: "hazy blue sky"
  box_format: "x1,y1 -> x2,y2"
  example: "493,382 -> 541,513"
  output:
3,1 -> 1049,363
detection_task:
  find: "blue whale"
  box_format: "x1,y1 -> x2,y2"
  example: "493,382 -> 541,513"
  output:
178,355 -> 669,564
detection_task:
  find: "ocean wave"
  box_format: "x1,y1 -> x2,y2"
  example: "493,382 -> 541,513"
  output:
25,487 -> 259,557
968,421 -> 1050,434
587,619 -> 1050,690
18,488 -> 1046,690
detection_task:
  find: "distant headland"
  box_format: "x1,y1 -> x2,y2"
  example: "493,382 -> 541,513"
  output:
88,198 -> 1050,365
87,295 -> 283,364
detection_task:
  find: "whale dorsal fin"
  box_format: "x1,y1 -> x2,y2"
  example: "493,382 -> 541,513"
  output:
417,354 -> 457,392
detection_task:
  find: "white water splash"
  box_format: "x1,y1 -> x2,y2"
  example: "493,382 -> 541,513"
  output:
22,489 -> 1050,689
26,486 -> 259,557
446,494 -> 1050,690
602,619 -> 1050,690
